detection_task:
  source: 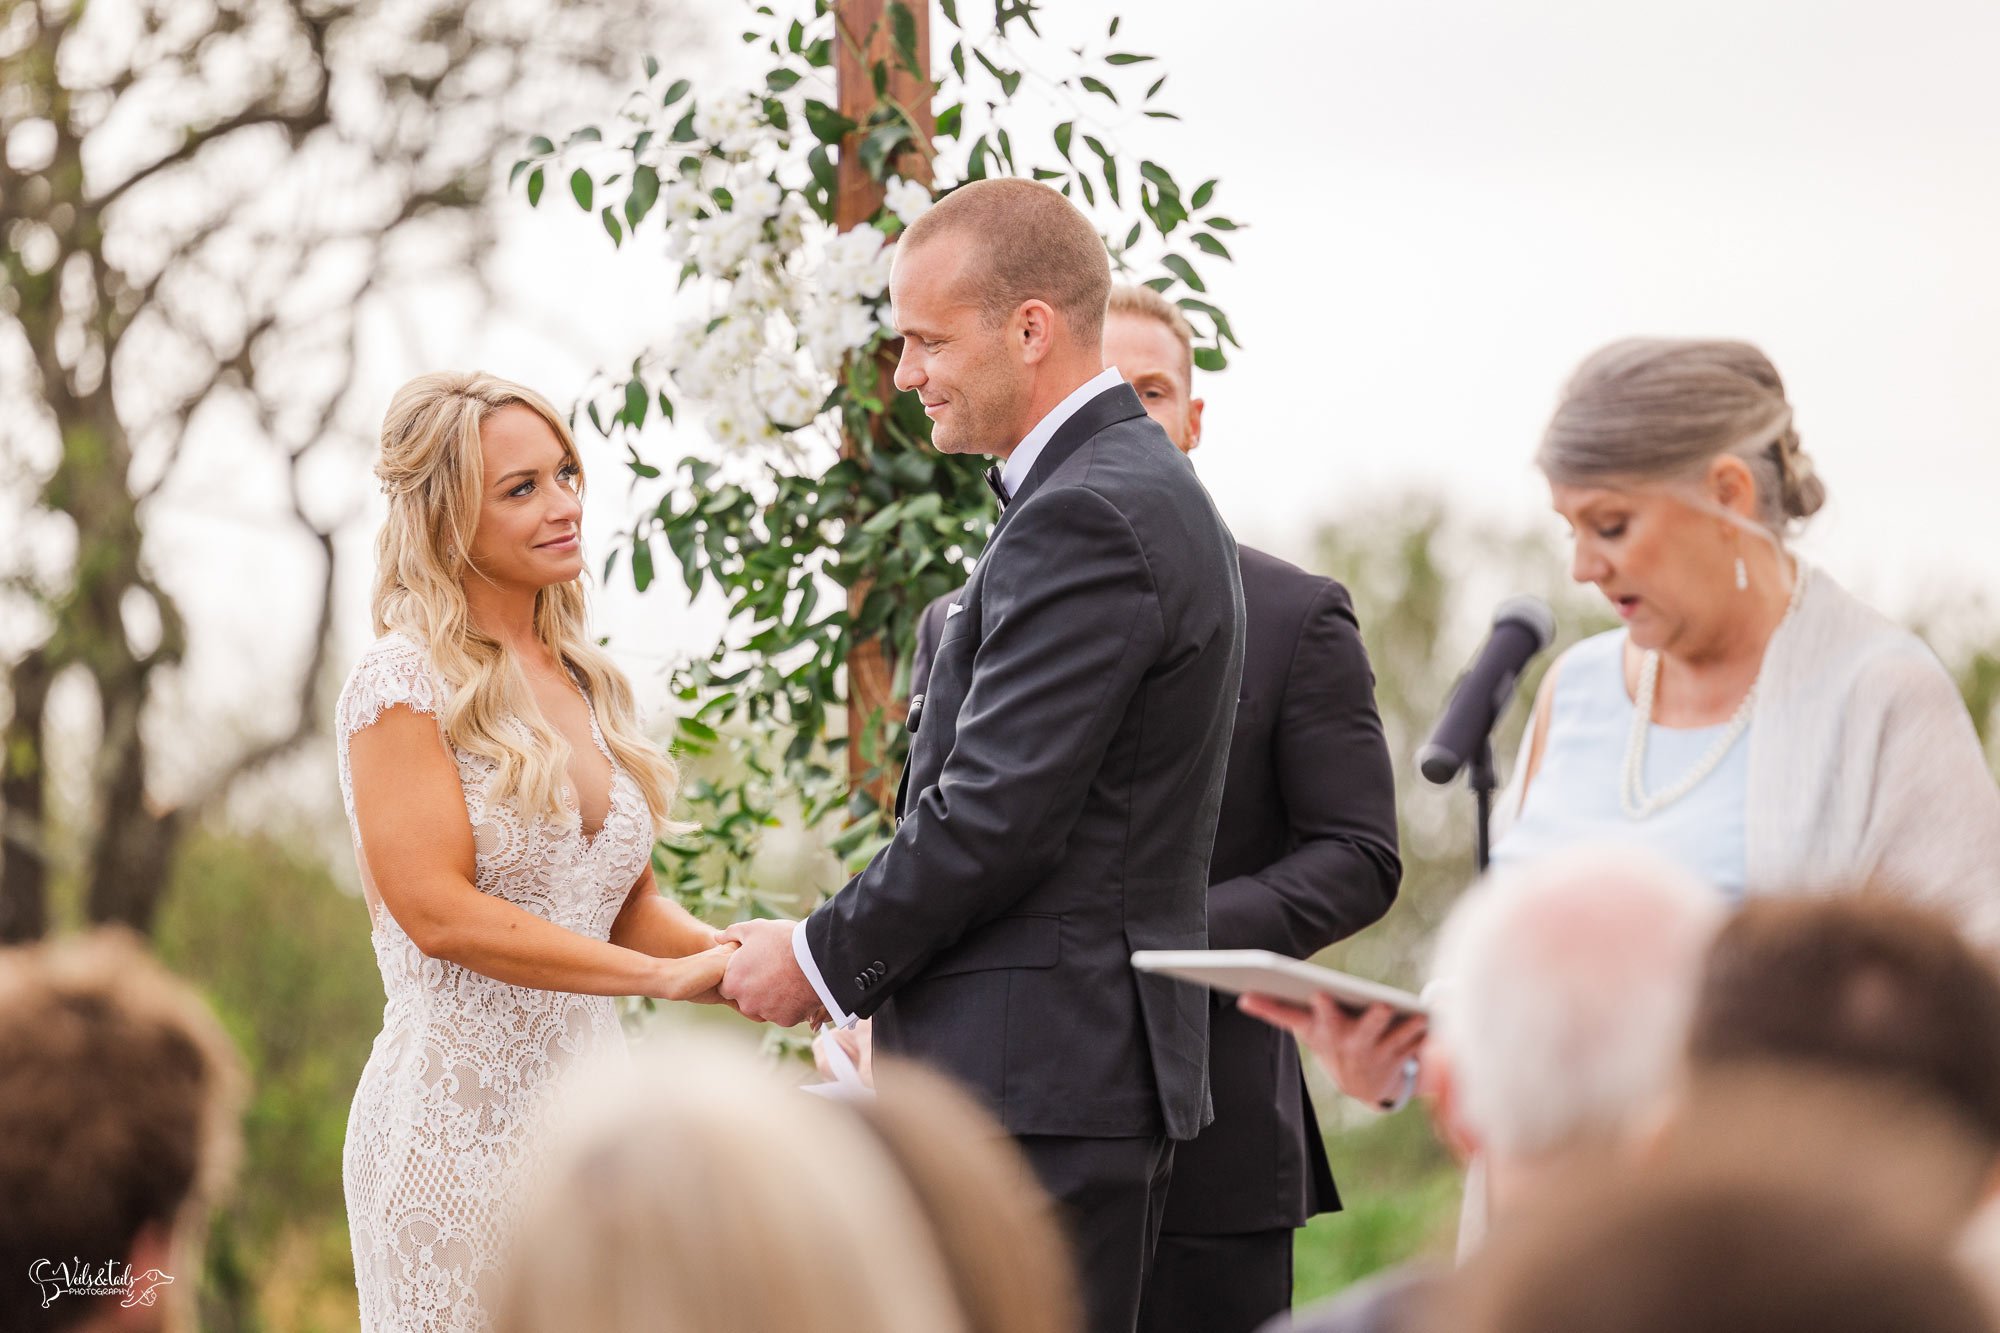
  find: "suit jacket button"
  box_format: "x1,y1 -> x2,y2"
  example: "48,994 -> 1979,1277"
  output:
871,960 -> 885,970
854,975 -> 868,989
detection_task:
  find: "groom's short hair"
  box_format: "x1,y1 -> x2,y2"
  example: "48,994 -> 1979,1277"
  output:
902,177 -> 1111,345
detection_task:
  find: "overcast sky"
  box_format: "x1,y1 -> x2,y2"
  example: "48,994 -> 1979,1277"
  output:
129,0 -> 2000,758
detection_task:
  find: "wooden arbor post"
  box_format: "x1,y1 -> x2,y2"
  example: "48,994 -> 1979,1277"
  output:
834,0 -> 933,801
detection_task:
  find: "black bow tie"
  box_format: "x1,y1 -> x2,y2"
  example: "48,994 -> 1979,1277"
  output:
983,465 -> 1011,510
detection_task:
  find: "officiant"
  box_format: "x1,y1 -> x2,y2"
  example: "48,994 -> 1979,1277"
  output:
910,284 -> 1403,1333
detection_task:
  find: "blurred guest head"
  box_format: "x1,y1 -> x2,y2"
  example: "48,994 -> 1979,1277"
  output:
369,371 -> 682,834
1104,284 -> 1203,453
1537,338 -> 1825,656
1426,847 -> 1723,1205
496,1038 -> 969,1333
0,929 -> 246,1333
1689,894 -> 2000,1162
1447,1173 -> 1993,1333
1657,1064 -> 1993,1242
851,1059 -> 1082,1333
891,178 -> 1111,455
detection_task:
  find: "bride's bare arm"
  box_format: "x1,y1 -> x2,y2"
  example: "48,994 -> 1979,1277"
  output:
348,704 -> 733,1000
609,865 -> 723,959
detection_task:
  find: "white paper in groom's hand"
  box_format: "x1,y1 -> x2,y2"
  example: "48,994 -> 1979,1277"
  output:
800,1027 -> 874,1103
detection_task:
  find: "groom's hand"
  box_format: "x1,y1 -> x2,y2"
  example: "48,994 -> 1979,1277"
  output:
718,918 -> 820,1026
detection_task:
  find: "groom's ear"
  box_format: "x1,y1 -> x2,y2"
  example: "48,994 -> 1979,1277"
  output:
1015,298 -> 1057,365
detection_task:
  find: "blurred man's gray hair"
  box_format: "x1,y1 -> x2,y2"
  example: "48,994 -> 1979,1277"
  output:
1429,847 -> 1724,1159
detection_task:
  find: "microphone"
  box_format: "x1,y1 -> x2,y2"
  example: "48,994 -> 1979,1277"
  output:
1418,596 -> 1557,785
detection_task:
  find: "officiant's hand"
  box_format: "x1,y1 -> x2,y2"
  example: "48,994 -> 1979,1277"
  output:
1240,993 -> 1429,1109
718,918 -> 821,1026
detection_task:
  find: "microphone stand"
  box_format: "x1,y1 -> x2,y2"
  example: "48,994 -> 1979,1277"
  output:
1469,738 -> 1496,874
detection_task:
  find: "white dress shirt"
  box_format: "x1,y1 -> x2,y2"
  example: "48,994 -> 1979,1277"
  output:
792,363 -> 1128,1025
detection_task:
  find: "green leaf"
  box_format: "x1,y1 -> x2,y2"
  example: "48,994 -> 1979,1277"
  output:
670,109 -> 697,143
1193,346 -> 1228,372
1146,74 -> 1167,100
1106,52 -> 1154,65
571,169 -> 594,210
1177,297 -> 1241,348
601,207 -> 622,244
643,54 -> 659,79
527,135 -> 555,156
1083,134 -> 1113,166
788,18 -> 805,51
1102,158 -> 1120,205
804,100 -> 858,145
632,537 -> 655,591
526,167 -> 545,206
1204,216 -> 1241,230
663,78 -> 692,107
1080,75 -> 1118,103
997,127 -> 1016,172
1054,120 -> 1073,160
626,165 -> 659,225
767,67 -> 802,91
1143,110 -> 1181,120
1191,179 -> 1217,210
624,377 -> 649,426
509,158 -> 530,188
566,126 -> 602,147
1123,221 -> 1142,249
951,41 -> 966,81
859,122 -> 911,179
941,0 -> 961,24
1191,231 -> 1231,259
888,1 -> 920,72
936,103 -> 963,138
1161,252 -> 1206,291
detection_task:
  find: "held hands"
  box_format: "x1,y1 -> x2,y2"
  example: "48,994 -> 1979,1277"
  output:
718,918 -> 823,1026
649,939 -> 740,1003
1238,993 -> 1429,1109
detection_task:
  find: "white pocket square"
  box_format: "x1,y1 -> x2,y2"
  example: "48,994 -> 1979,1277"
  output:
946,602 -> 965,619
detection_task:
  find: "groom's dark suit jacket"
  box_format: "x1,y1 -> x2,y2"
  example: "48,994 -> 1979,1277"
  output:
915,545 -> 1403,1233
802,382 -> 1245,1141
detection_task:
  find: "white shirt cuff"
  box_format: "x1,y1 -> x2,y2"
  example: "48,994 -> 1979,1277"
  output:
791,917 -> 856,1028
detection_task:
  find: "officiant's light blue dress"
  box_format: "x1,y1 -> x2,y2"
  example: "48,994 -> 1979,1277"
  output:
1491,629 -> 1748,900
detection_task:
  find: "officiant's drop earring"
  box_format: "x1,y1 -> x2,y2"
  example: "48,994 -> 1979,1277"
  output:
1734,555 -> 1749,591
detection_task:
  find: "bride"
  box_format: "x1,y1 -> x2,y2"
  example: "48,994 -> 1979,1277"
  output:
335,371 -> 736,1331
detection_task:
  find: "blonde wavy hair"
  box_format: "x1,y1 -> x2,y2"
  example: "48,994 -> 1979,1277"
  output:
371,371 -> 680,833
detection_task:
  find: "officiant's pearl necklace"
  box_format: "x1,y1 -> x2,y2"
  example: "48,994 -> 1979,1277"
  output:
1620,565 -> 1806,821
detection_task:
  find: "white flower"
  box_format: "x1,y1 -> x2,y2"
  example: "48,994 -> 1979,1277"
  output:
735,178 -> 782,221
661,179 -> 707,225
690,209 -> 763,277
692,94 -> 764,156
797,297 -> 881,373
755,363 -> 827,429
883,176 -> 934,226
821,226 -> 893,302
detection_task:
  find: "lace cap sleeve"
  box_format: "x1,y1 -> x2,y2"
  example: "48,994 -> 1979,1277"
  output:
336,633 -> 448,742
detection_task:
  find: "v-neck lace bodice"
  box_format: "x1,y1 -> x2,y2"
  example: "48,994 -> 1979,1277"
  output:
334,632 -> 650,1331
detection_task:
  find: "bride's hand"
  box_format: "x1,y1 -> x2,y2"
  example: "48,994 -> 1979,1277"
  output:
648,941 -> 738,1002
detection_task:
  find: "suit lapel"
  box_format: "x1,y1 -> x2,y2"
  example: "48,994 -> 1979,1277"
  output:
985,383 -> 1147,550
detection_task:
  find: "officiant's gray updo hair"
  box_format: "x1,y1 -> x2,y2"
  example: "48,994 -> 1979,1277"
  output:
1538,338 -> 1827,538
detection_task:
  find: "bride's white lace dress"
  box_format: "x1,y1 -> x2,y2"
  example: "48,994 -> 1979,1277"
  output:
335,632 -> 648,1331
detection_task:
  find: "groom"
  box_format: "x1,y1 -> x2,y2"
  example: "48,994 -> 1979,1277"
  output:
722,177 -> 1245,1332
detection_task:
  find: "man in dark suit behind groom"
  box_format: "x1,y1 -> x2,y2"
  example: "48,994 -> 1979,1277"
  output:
911,285 -> 1402,1333
720,180 -> 1246,1333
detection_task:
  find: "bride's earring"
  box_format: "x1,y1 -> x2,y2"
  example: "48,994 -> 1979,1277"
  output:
1734,555 -> 1749,591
